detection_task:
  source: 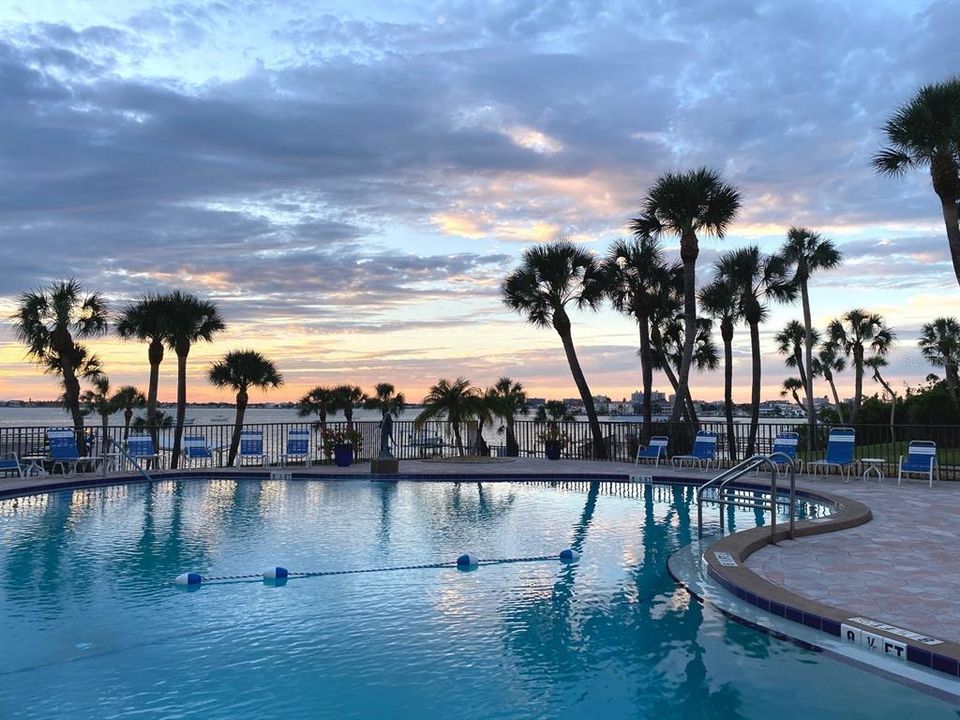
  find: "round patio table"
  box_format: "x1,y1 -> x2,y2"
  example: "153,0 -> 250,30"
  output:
860,457 -> 885,482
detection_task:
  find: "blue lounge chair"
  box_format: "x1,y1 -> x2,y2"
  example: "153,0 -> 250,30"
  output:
771,431 -> 803,473
0,452 -> 22,477
898,440 -> 938,487
126,433 -> 162,468
671,431 -> 718,470
46,427 -> 98,474
183,435 -> 214,467
279,428 -> 312,467
807,427 -> 856,481
635,436 -> 669,467
237,429 -> 267,467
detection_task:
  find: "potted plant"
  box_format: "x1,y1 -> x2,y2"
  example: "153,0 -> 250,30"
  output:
538,423 -> 568,460
322,427 -> 363,467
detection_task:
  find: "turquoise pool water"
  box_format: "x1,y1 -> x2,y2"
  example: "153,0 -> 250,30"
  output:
0,479 -> 955,719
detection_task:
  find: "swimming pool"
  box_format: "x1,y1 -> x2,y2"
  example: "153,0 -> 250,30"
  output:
0,478 -> 955,718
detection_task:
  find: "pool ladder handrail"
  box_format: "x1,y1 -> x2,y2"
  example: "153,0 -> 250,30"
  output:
101,440 -> 154,483
696,452 -> 796,542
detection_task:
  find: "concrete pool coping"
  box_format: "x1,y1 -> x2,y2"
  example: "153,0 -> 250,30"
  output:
2,457 -> 959,683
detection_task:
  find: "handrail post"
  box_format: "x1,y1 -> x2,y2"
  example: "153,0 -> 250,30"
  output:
769,461 -> 777,543
789,461 -> 796,540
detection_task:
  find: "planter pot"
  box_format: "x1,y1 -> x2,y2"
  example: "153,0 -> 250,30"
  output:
545,440 -> 562,461
334,443 -> 354,467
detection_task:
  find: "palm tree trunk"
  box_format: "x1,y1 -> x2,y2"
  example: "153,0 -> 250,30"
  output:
63,366 -> 88,456
453,422 -> 464,456
146,339 -> 163,449
946,363 -> 960,405
852,346 -> 864,424
638,318 -> 654,444
874,371 -> 897,443
554,310 -> 605,459
938,194 -> 960,289
345,407 -> 354,432
659,360 -> 690,421
721,321 -> 737,462
228,390 -> 248,466
101,413 -> 110,456
747,319 -> 761,457
170,346 -> 189,469
825,371 -> 846,424
124,409 -> 132,440
671,247 -> 698,424
799,282 -> 817,450
505,418 -> 518,456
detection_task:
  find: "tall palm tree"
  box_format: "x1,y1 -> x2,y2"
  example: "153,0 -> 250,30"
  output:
80,374 -> 115,453
111,385 -> 146,439
501,239 -> 609,459
873,78 -> 960,288
490,377 -> 528,456
865,355 -> 898,441
630,168 -> 742,423
12,278 -> 108,453
826,309 -> 895,424
164,291 -> 225,468
332,384 -> 368,431
774,321 -> 822,392
699,277 -> 742,461
780,227 -> 842,448
365,382 -> 407,418
918,317 -> 960,404
297,386 -> 337,435
780,377 -> 805,409
115,294 -> 174,439
717,247 -> 795,456
415,377 -> 485,456
208,350 -> 283,466
816,343 -> 847,423
604,236 -> 676,441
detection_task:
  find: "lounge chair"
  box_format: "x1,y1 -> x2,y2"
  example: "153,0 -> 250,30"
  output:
126,433 -> 162,469
236,429 -> 268,467
635,436 -> 669,467
182,435 -> 214,467
807,427 -> 856,481
279,428 -> 312,467
46,427 -> 99,474
409,431 -> 444,457
0,452 -> 23,477
671,431 -> 718,470
898,440 -> 938,488
770,431 -> 803,473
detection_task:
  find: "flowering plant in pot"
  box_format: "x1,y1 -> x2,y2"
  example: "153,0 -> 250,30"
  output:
322,427 -> 363,466
537,424 -> 569,460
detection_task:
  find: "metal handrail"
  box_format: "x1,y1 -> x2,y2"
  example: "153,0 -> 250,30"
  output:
103,441 -> 154,483
696,452 -> 796,542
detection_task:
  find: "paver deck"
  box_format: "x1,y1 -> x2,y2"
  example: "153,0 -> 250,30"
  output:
3,458 -> 958,646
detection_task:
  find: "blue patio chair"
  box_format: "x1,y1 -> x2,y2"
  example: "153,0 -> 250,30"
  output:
671,431 -> 718,470
807,427 -> 856,481
0,452 -> 23,477
183,435 -> 214,467
635,436 -> 669,467
126,433 -> 162,468
279,428 -> 312,467
898,440 -> 938,488
46,427 -> 98,475
237,429 -> 268,467
770,431 -> 803,473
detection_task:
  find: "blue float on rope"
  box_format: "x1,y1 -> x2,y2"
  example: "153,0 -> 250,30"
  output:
559,548 -> 580,562
175,572 -> 203,586
263,567 -> 289,581
456,553 -> 479,569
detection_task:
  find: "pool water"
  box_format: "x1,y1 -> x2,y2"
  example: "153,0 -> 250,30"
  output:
0,479 -> 956,719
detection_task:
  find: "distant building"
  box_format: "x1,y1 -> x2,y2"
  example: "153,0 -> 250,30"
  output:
526,397 -> 546,408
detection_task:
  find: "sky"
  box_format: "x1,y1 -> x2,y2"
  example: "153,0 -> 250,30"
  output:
0,0 -> 958,405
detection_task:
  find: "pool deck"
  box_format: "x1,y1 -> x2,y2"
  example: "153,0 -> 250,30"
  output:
3,457 -> 959,652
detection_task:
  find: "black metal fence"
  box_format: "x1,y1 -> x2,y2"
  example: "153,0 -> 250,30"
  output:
1,419 -> 958,480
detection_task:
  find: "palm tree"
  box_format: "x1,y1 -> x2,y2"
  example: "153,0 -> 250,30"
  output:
81,374 -> 115,454
873,78 -> 960,288
780,227 -> 842,448
650,312 -> 719,423
208,350 -> 283,466
918,317 -> 960,404
630,168 -> 742,423
415,378 -> 485,456
699,277 -> 742,461
780,377 -> 805,409
111,385 -> 146,439
332,384 -> 368,431
604,236 -> 675,441
826,310 -> 895,424
816,343 -> 847,423
490,377 -> 528,456
11,279 -> 108,453
717,247 -> 795,456
865,355 -> 898,439
132,409 -> 173,430
775,321 -> 822,392
298,386 -> 337,435
534,400 -> 576,423
164,291 -> 226,468
115,294 -> 174,438
501,239 -> 609,459
365,382 -> 407,418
